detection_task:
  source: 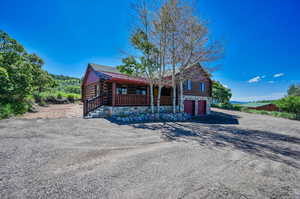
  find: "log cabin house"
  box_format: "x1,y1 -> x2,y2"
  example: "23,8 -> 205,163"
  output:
82,63 -> 212,118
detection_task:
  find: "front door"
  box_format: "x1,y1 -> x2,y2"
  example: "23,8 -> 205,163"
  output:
184,100 -> 195,116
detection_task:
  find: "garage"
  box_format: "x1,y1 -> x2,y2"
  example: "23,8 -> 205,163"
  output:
184,100 -> 195,116
198,100 -> 207,115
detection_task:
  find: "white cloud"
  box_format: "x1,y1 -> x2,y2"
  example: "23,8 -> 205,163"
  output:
248,76 -> 262,83
274,73 -> 284,78
223,84 -> 228,88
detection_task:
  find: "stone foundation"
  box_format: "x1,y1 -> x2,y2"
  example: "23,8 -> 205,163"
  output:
86,97 -> 211,118
89,105 -> 180,118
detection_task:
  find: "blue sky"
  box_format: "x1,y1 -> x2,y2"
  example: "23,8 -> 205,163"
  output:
1,0 -> 300,101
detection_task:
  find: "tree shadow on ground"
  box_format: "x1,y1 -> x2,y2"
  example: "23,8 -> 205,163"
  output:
130,114 -> 300,169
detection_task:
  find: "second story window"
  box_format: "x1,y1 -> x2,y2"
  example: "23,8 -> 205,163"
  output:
187,80 -> 192,90
199,82 -> 205,92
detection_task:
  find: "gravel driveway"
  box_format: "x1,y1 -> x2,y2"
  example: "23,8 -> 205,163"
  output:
1,108 -> 300,199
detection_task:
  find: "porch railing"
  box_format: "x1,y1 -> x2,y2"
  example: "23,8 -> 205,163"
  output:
116,94 -> 147,106
83,95 -> 103,116
154,96 -> 172,105
115,94 -> 172,106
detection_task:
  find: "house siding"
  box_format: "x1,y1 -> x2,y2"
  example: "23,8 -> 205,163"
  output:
84,82 -> 98,100
183,80 -> 211,97
181,65 -> 212,97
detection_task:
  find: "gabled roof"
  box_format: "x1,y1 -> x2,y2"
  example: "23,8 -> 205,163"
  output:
88,63 -> 211,85
89,63 -> 149,84
89,63 -> 120,73
241,102 -> 273,108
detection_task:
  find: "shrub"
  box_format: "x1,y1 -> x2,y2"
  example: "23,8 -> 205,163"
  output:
0,104 -> 13,119
66,93 -> 80,103
56,92 -> 63,99
0,101 -> 31,119
276,96 -> 300,114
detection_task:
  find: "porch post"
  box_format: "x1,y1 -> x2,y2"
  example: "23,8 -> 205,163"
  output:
112,82 -> 116,106
146,86 -> 150,105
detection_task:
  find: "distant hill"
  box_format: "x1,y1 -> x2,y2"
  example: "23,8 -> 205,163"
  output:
50,74 -> 81,94
230,101 -> 248,105
230,100 -> 278,105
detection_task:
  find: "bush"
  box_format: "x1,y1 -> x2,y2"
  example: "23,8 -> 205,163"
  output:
0,104 -> 14,119
66,93 -> 80,103
276,96 -> 300,114
0,101 -> 31,119
56,92 -> 63,99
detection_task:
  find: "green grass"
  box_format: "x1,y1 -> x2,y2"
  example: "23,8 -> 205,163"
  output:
213,103 -> 300,121
242,109 -> 299,120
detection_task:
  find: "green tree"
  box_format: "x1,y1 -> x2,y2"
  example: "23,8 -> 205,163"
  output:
117,31 -> 159,114
0,30 -> 55,109
287,84 -> 300,96
276,96 -> 300,114
212,81 -> 232,104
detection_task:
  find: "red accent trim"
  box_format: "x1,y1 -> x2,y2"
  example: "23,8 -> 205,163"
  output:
112,82 -> 116,106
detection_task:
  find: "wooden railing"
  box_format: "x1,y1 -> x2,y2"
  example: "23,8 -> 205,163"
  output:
83,95 -> 103,116
154,96 -> 172,105
116,94 -> 147,106
115,94 -> 172,106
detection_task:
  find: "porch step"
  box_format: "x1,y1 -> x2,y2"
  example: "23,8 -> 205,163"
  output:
85,106 -> 107,119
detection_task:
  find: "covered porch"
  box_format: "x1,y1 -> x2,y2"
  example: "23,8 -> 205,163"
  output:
112,82 -> 173,106
83,80 -> 174,116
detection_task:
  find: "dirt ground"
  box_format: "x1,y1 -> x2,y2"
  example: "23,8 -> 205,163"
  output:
19,103 -> 83,119
1,106 -> 300,199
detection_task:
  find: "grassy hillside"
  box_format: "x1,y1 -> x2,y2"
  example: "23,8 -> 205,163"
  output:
32,74 -> 82,107
50,74 -> 81,94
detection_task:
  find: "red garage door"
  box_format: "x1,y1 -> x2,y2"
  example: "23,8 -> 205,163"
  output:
184,100 -> 195,116
198,100 -> 207,115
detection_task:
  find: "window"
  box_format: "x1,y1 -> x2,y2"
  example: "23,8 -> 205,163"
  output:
184,80 -> 192,90
199,82 -> 205,92
94,85 -> 99,97
136,89 -> 146,95
186,80 -> 192,90
117,87 -> 127,94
